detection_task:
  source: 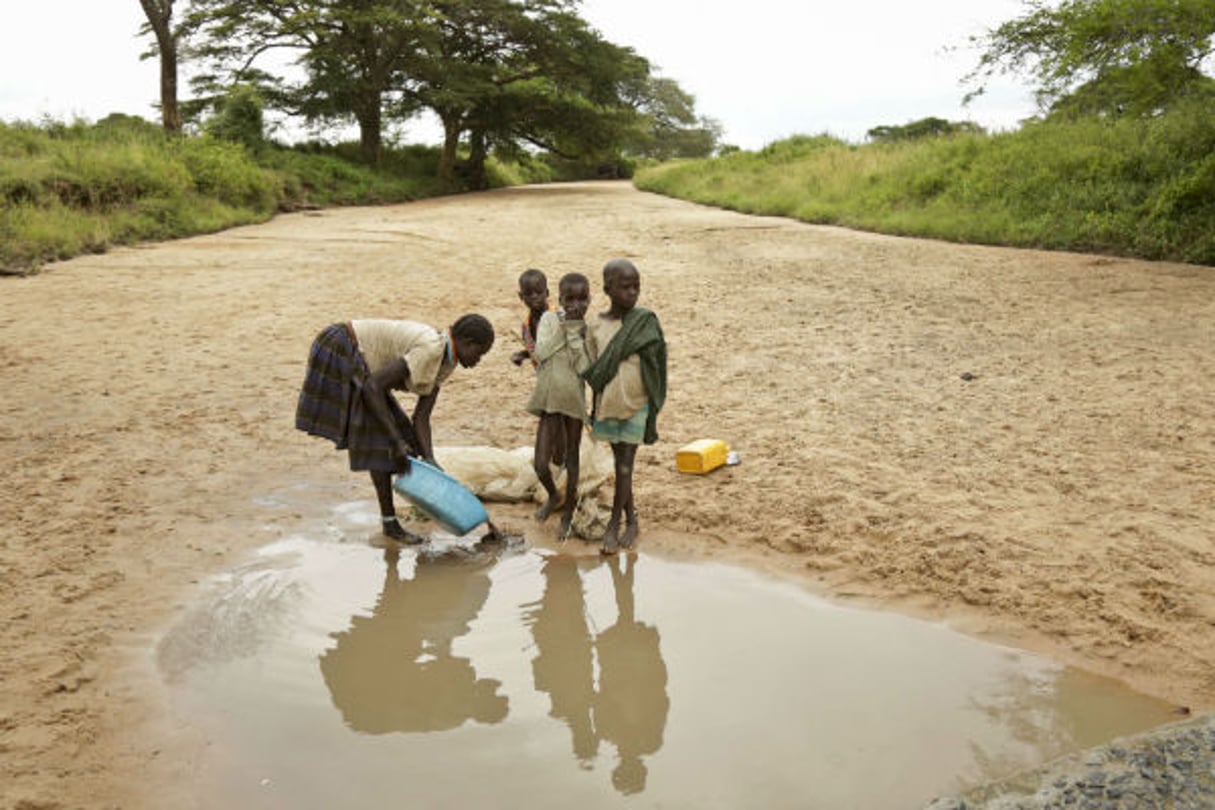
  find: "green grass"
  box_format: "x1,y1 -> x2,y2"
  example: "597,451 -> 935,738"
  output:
5,102 -> 1212,273
0,113 -> 624,274
0,117 -> 464,274
636,100 -> 1215,266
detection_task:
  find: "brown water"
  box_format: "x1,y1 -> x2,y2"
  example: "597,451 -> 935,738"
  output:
158,516 -> 1177,809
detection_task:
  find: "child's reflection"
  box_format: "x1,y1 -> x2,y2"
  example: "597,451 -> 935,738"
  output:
529,552 -> 669,795
527,555 -> 599,762
319,548 -> 508,734
594,553 -> 669,795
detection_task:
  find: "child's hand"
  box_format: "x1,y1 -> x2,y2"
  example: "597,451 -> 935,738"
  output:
511,349 -> 527,366
391,439 -> 414,470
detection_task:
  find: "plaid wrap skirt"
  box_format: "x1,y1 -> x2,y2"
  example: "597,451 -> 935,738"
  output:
294,323 -> 417,472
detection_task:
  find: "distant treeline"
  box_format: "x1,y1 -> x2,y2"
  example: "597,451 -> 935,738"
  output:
3,97 -> 1213,274
636,99 -> 1215,267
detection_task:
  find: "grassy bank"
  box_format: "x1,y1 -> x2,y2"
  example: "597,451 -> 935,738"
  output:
7,102 -> 1212,274
0,116 -> 551,274
636,99 -> 1215,267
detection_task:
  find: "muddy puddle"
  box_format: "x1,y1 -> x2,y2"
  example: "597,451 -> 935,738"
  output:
158,505 -> 1178,809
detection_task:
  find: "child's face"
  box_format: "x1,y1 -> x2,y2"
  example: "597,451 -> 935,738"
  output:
455,338 -> 489,368
605,267 -> 640,313
559,281 -> 590,321
518,277 -> 549,313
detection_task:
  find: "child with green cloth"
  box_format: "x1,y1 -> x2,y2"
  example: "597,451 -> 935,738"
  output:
582,259 -> 667,554
526,272 -> 592,538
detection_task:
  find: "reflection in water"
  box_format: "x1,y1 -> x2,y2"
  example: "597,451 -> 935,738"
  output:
526,553 -> 670,795
595,553 -> 670,795
165,536 -> 1180,809
527,555 -> 598,762
318,548 -> 509,733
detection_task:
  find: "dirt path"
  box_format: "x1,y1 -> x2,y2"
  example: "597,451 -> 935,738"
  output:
2,181 -> 1213,809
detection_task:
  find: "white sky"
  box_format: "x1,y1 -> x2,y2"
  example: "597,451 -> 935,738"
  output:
0,1 -> 1039,149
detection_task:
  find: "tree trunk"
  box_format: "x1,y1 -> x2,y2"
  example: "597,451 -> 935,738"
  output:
466,128 -> 488,191
355,97 -> 383,167
138,0 -> 181,134
159,37 -> 181,134
439,116 -> 461,180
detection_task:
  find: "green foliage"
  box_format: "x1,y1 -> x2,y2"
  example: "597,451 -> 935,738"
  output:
183,0 -> 430,164
204,85 -> 266,151
625,77 -> 723,159
0,119 -> 462,273
757,134 -> 848,160
966,0 -> 1215,117
176,136 -> 278,209
636,98 -> 1215,265
180,0 -> 713,184
867,117 -> 985,142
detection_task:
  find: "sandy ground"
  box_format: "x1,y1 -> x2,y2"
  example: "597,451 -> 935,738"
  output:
2,181 -> 1213,809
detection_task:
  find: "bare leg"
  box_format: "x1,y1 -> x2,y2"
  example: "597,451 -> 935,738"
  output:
557,418 -> 583,539
370,470 -> 424,544
602,442 -> 636,554
550,422 -> 567,468
533,414 -> 561,521
617,444 -> 639,548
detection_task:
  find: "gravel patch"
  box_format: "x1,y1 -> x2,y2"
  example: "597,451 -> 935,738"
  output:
924,712 -> 1215,809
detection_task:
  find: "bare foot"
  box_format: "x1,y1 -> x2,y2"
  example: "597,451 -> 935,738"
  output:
600,521 -> 621,555
382,518 -> 425,545
557,512 -> 574,540
620,520 -> 639,550
535,495 -> 560,522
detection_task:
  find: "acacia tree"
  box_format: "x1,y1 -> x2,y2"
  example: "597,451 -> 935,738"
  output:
138,0 -> 183,133
411,0 -> 656,185
182,0 -> 431,165
965,0 -> 1215,118
180,0 -> 714,181
627,77 -> 722,160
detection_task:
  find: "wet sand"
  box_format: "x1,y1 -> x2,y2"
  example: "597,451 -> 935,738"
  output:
1,181 -> 1213,808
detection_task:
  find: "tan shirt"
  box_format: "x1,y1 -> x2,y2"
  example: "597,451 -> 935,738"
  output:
586,315 -> 647,420
350,319 -> 454,396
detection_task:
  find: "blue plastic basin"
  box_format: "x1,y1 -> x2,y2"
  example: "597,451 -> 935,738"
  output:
392,459 -> 489,535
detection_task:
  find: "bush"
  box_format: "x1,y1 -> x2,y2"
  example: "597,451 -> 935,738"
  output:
204,85 -> 266,152
637,103 -> 1215,266
176,137 -> 279,211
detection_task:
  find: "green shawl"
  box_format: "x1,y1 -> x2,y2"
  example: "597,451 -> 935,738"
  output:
582,307 -> 667,444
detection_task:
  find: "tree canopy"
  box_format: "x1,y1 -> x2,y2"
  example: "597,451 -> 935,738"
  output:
965,0 -> 1215,118
866,117 -> 984,143
177,0 -> 718,181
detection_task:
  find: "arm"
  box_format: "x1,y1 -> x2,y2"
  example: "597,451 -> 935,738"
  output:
361,357 -> 414,467
412,388 -> 439,465
531,311 -> 563,363
564,319 -> 590,374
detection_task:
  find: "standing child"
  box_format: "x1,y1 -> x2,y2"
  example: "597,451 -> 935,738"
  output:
582,259 -> 667,554
527,272 -> 592,538
511,268 -> 550,368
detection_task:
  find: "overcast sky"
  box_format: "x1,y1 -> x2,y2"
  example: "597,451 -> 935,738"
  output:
0,1 -> 1039,149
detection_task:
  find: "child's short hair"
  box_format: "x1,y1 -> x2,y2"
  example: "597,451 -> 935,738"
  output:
519,268 -> 547,289
602,258 -> 638,285
452,313 -> 495,349
559,272 -> 589,294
